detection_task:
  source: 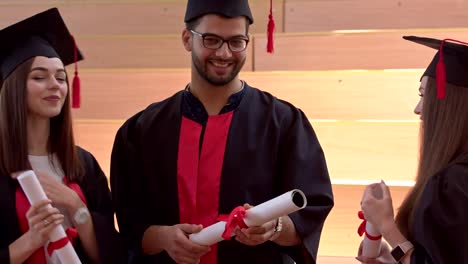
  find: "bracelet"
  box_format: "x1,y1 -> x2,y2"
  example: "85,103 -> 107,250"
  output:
269,217 -> 283,241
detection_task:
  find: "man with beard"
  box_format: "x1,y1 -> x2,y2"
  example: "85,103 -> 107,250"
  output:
110,0 -> 334,263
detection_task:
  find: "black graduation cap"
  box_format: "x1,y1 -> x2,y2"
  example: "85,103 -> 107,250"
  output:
184,0 -> 254,25
0,8 -> 83,107
403,36 -> 468,99
183,0 -> 277,54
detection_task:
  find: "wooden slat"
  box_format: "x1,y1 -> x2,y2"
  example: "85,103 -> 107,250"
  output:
74,120 -> 419,184
71,70 -> 422,120
0,0 -> 284,35
284,0 -> 468,32
316,256 -> 355,264
74,121 -> 122,178
314,121 -> 419,184
253,30 -> 468,71
75,35 -> 254,70
72,70 -> 190,120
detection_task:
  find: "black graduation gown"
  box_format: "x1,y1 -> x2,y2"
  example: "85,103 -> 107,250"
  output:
0,147 -> 126,264
411,160 -> 468,263
111,83 -> 334,264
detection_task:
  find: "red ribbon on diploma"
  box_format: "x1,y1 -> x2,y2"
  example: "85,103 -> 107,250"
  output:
218,206 -> 249,240
47,228 -> 78,256
358,211 -> 382,241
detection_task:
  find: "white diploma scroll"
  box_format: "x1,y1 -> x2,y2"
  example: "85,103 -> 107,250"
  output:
190,189 -> 307,246
360,184 -> 383,258
17,170 -> 81,264
361,222 -> 382,258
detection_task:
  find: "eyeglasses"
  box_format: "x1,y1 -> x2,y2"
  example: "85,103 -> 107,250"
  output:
190,30 -> 249,52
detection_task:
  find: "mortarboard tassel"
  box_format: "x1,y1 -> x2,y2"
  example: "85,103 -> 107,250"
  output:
267,0 -> 275,53
435,41 -> 446,99
71,35 -> 80,108
436,38 -> 468,99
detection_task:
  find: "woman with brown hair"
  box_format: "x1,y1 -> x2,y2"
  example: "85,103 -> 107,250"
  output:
0,8 -> 123,264
357,36 -> 468,264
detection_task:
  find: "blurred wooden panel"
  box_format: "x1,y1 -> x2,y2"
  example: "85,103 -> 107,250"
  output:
314,121 -> 419,184
242,70 -> 421,120
0,2 -> 184,35
253,30 -> 468,71
72,69 -> 422,120
75,35 -> 254,70
284,0 -> 468,32
0,0 -> 284,35
74,121 -> 122,178
71,70 -> 191,120
74,120 -> 419,184
316,256 -> 355,264
320,185 -> 411,256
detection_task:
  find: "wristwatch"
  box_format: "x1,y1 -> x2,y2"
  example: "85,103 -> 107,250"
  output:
391,241 -> 414,263
73,207 -> 91,225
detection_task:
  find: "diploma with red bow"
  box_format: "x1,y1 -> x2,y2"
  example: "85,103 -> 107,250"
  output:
358,210 -> 382,258
189,189 -> 307,246
17,170 -> 81,264
358,184 -> 383,258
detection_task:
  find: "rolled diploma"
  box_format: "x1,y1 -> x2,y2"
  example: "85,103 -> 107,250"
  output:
190,189 -> 307,246
17,170 -> 81,264
361,222 -> 382,258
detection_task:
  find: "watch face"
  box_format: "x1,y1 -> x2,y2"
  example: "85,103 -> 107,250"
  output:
391,246 -> 405,261
74,207 -> 90,224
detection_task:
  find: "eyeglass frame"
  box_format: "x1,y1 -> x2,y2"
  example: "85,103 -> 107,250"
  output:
190,30 -> 250,52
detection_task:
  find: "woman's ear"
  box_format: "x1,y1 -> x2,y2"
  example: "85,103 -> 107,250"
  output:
182,29 -> 192,52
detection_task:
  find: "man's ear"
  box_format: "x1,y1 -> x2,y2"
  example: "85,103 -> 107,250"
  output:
182,29 -> 192,52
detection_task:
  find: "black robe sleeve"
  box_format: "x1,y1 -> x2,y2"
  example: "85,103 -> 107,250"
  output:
0,176 -> 19,264
411,162 -> 468,264
77,147 -> 127,264
275,105 -> 334,263
110,112 -> 152,257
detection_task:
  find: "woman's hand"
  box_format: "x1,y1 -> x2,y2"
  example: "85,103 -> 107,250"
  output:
26,199 -> 64,249
37,172 -> 83,212
361,181 -> 395,235
356,240 -> 395,264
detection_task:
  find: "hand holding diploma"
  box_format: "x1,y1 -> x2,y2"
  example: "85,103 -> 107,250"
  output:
17,170 -> 82,264
359,181 -> 395,259
233,203 -> 279,246
24,199 -> 64,250
189,189 -> 307,246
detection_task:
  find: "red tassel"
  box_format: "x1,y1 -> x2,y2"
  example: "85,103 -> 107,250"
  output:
435,58 -> 446,99
267,0 -> 275,53
72,73 -> 80,108
435,38 -> 468,99
435,39 -> 447,99
71,35 -> 80,108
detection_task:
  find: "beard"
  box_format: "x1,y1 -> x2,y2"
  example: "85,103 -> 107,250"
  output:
192,52 -> 246,86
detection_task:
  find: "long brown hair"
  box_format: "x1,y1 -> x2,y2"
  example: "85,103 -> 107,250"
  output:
0,57 -> 83,181
396,77 -> 468,238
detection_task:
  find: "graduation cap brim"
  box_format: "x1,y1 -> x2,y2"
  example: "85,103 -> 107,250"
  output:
403,35 -> 468,89
184,0 -> 254,24
0,8 -> 83,80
